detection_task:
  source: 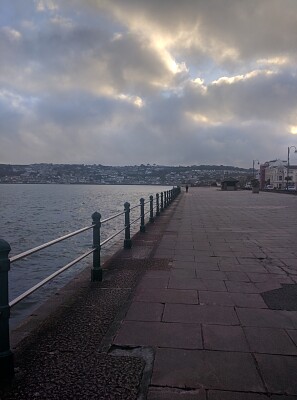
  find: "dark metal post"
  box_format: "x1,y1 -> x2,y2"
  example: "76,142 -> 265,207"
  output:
164,191 -> 167,208
91,212 -> 102,282
149,195 -> 154,223
160,192 -> 164,212
140,198 -> 145,233
0,239 -> 14,381
156,193 -> 160,216
124,202 -> 132,248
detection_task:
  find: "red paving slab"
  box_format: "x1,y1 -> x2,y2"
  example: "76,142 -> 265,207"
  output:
111,188 -> 297,397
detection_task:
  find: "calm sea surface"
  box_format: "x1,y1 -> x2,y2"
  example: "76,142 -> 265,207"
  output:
0,184 -> 169,327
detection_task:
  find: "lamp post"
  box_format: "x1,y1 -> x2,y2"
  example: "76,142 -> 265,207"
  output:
287,146 -> 297,190
252,159 -> 259,178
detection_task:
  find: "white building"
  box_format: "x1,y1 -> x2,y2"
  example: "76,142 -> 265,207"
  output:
264,159 -> 297,189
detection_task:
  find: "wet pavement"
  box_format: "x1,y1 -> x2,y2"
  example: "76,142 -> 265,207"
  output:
2,188 -> 297,399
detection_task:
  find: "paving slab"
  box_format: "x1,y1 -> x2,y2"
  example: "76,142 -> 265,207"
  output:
208,391 -> 297,399
125,302 -> 164,321
163,304 -> 239,325
134,288 -> 198,304
114,321 -> 202,349
203,324 -> 249,352
152,348 -> 265,392
255,353 -> 297,395
147,388 -> 206,400
236,308 -> 297,329
245,326 -> 297,355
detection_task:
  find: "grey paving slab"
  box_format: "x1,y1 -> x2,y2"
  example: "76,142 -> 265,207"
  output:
244,327 -> 297,355
195,262 -> 220,270
172,260 -> 198,269
230,293 -> 268,308
174,254 -> 195,262
199,291 -> 234,307
255,353 -> 297,395
236,308 -> 296,329
114,321 -> 202,349
225,281 -> 261,294
255,281 -> 282,292
287,329 -> 297,346
201,279 -> 227,291
225,271 -> 250,282
163,304 -> 239,325
147,388 -> 206,400
208,391 -> 271,399
168,276 -> 206,290
248,273 -> 294,283
170,268 -> 197,278
152,348 -> 265,392
203,324 -> 249,351
195,270 -> 227,280
137,276 -> 169,289
134,288 -> 198,304
125,302 -> 164,321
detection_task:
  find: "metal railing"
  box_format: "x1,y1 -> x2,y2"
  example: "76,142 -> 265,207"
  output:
0,186 -> 181,381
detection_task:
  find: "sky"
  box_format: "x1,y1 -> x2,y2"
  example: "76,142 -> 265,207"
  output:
1,0 -> 297,168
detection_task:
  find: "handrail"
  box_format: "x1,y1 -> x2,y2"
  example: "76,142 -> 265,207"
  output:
0,185 -> 181,381
9,248 -> 95,308
101,210 -> 125,224
100,226 -> 126,247
10,224 -> 93,264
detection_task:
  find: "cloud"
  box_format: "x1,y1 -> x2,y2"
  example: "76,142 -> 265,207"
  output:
0,0 -> 297,167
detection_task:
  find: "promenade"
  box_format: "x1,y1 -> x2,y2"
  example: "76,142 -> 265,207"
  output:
2,188 -> 297,399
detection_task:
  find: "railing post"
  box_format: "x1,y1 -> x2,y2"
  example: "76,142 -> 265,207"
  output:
91,212 -> 102,282
160,192 -> 164,212
124,202 -> 132,248
149,195 -> 154,223
164,191 -> 167,208
140,198 -> 145,233
0,239 -> 14,381
156,193 -> 160,216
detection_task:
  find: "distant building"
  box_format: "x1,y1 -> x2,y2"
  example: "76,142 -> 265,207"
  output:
221,177 -> 239,191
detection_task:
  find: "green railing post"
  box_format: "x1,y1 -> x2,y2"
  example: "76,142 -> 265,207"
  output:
160,192 -> 164,212
0,239 -> 14,382
149,195 -> 154,223
91,212 -> 102,282
124,202 -> 132,248
156,193 -> 160,216
140,198 -> 145,233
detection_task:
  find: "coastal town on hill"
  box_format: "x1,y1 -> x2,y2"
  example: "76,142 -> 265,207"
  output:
0,160 -> 297,190
0,163 -> 252,187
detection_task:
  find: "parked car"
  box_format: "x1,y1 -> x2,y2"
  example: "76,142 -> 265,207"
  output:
265,185 -> 274,190
288,186 -> 296,191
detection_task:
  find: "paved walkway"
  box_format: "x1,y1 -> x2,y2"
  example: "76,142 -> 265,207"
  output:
2,188 -> 297,399
113,188 -> 297,399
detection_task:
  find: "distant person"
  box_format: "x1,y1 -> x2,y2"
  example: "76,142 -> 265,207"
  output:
186,185 -> 188,193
